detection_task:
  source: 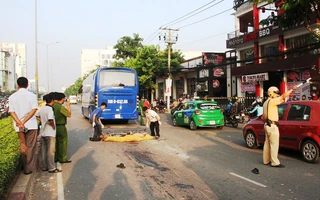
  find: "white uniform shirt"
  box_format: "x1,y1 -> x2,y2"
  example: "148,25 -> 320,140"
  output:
38,105 -> 56,137
9,88 -> 38,132
145,109 -> 160,122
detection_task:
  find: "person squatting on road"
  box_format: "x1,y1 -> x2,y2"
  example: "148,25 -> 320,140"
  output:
143,106 -> 161,139
9,77 -> 38,175
51,92 -> 72,163
262,84 -> 299,168
37,94 -> 62,173
90,102 -> 107,141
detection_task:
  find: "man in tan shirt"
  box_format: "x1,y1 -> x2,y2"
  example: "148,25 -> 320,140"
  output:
262,85 -> 298,168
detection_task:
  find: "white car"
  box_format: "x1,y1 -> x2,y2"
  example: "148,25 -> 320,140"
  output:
69,95 -> 78,104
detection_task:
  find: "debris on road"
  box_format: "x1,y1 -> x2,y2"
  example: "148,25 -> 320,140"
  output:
116,163 -> 126,169
251,168 -> 259,174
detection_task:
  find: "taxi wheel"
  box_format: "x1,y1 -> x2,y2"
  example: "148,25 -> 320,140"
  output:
190,120 -> 197,130
217,126 -> 223,129
245,131 -> 257,149
172,117 -> 177,126
301,140 -> 319,163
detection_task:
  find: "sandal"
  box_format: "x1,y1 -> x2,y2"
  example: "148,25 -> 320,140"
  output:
42,169 -> 48,172
48,168 -> 62,173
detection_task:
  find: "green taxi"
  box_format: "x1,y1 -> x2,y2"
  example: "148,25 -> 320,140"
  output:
172,100 -> 224,130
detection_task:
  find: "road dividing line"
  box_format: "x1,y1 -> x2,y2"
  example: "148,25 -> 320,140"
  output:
57,163 -> 65,200
229,172 -> 267,188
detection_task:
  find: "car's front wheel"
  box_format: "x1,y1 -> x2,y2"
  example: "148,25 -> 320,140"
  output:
245,131 -> 258,149
189,120 -> 197,130
172,117 -> 177,126
301,140 -> 319,163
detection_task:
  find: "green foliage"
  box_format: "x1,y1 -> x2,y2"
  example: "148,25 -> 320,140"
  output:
113,33 -> 143,60
125,45 -> 184,90
0,117 -> 20,198
251,0 -> 320,39
64,67 -> 99,96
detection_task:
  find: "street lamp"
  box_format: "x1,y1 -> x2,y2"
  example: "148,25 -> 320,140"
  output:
37,41 -> 59,92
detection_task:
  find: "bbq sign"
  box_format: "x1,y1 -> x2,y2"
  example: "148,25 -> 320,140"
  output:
241,73 -> 269,83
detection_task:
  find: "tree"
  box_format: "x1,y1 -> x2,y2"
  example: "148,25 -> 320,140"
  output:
250,0 -> 320,39
124,45 -> 184,90
64,67 -> 98,96
113,33 -> 143,60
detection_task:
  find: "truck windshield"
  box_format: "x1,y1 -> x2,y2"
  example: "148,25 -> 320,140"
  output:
99,70 -> 136,87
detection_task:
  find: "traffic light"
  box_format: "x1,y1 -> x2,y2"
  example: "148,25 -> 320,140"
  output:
261,7 -> 265,13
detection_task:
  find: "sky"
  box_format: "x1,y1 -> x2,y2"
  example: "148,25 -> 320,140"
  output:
0,0 -> 235,91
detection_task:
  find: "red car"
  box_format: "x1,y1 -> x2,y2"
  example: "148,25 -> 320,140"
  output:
243,101 -> 320,163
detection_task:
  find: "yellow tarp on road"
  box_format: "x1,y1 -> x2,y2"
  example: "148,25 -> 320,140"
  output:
102,133 -> 154,142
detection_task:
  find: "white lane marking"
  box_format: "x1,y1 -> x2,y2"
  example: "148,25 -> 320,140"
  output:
229,172 -> 267,188
57,163 -> 65,200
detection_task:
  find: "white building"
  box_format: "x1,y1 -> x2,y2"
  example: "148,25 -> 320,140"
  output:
0,43 -> 27,92
81,46 -> 117,77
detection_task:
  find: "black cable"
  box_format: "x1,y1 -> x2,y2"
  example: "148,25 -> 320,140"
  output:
163,0 -> 224,28
161,0 -> 220,28
178,8 -> 233,29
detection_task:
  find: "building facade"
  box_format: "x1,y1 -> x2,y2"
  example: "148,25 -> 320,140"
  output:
226,1 -> 320,100
80,46 -> 117,77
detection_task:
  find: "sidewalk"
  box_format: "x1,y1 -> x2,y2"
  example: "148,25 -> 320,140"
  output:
7,142 -> 41,200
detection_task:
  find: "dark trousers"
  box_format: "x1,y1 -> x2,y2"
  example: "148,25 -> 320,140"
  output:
17,129 -> 37,173
93,119 -> 102,139
150,121 -> 160,137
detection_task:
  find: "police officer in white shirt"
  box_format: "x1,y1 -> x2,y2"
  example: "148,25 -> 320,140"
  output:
9,77 -> 38,175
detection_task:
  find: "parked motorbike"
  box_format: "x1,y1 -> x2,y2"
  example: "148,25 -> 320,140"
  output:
224,113 -> 238,128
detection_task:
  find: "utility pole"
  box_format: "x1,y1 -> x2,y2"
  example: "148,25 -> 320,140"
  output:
35,0 -> 39,98
159,28 -> 179,112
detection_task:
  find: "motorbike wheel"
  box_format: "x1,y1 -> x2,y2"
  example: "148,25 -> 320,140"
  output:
232,120 -> 238,128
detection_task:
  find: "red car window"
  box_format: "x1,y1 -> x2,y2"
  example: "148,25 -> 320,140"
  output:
278,104 -> 288,120
287,104 -> 311,121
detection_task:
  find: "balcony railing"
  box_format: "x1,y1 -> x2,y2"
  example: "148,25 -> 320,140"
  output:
235,42 -> 320,68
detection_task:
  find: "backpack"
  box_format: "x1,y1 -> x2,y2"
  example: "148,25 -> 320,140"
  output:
89,108 -> 100,123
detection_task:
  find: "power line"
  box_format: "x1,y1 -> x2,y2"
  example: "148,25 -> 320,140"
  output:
144,0 -> 219,45
161,0 -> 220,28
144,29 -> 163,45
175,30 -> 233,47
178,8 -> 233,29
163,0 -> 224,28
143,29 -> 161,45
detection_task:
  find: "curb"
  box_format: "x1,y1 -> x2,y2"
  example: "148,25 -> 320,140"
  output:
7,142 -> 41,200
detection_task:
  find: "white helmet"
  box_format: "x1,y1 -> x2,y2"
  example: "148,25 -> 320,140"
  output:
268,86 -> 280,97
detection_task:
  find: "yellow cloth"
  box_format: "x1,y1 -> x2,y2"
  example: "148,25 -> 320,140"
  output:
103,133 -> 154,142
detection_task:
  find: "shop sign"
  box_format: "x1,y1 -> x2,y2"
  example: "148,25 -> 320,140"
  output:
241,72 -> 269,83
227,37 -> 244,48
199,69 -> 209,78
212,80 -> 220,88
259,27 -> 271,38
202,52 -> 225,66
244,32 -> 258,41
213,67 -> 225,77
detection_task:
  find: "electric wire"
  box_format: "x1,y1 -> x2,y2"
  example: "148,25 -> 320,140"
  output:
144,30 -> 164,45
163,0 -> 224,28
178,8 -> 233,29
175,30 -> 233,47
161,0 -> 219,28
144,0 -> 220,44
